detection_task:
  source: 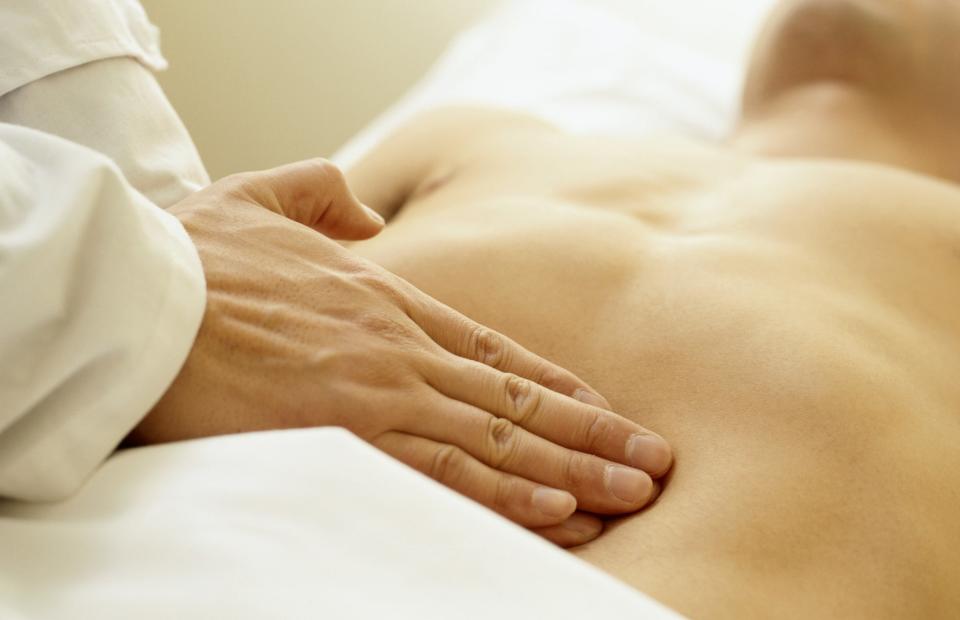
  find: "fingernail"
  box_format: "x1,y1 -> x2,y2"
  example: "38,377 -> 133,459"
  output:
573,388 -> 611,410
626,434 -> 672,475
604,465 -> 652,504
532,487 -> 575,519
363,204 -> 385,225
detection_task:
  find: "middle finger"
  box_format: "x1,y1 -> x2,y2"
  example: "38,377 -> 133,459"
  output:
425,355 -> 672,478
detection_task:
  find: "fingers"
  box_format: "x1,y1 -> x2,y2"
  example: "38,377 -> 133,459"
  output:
425,357 -> 672,478
232,158 -> 385,240
373,432 -> 577,528
399,289 -> 612,409
532,512 -> 604,548
375,431 -> 603,547
406,394 -> 657,514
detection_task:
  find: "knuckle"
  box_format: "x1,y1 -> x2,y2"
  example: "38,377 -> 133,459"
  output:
527,363 -> 551,385
484,417 -> 519,468
429,445 -> 465,485
582,410 -> 612,453
469,325 -> 504,367
355,269 -> 406,306
503,373 -> 541,424
314,158 -> 345,184
531,363 -> 564,390
561,452 -> 591,490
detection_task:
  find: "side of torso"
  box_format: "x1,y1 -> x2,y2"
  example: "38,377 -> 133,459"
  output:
349,116 -> 960,618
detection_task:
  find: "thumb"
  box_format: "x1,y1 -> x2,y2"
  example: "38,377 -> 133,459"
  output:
245,158 -> 385,240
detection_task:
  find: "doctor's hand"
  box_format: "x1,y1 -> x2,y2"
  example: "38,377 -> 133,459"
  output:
130,159 -> 672,547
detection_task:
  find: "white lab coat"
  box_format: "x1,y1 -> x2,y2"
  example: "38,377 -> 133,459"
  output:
0,0 -> 208,501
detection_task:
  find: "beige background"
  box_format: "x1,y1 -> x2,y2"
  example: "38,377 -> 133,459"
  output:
141,1 -> 773,181
141,0 -> 500,180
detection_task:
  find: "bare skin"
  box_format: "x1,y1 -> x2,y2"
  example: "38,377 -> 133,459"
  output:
130,159 -> 671,547
344,1 -> 960,616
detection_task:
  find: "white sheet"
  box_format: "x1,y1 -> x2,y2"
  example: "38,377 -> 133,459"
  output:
0,429 -> 682,619
333,0 -> 777,168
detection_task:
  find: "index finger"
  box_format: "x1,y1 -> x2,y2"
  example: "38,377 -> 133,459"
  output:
427,357 -> 673,478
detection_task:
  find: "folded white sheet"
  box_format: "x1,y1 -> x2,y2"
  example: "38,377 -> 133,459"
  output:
0,429 -> 682,619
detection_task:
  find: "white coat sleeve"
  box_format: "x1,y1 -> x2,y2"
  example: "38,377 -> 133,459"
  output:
0,57 -> 210,210
0,122 -> 206,502
0,0 -> 210,209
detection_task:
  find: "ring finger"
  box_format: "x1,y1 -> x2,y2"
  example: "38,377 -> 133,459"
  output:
373,431 -> 580,529
402,393 -> 656,514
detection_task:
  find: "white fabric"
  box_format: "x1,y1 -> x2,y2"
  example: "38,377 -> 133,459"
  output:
0,56 -> 210,209
334,0 -> 777,169
0,0 -> 208,501
0,0 -> 165,97
0,428 -> 683,619
0,124 -> 206,501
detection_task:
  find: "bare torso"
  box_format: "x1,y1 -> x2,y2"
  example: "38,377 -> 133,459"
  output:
347,108 -> 960,617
